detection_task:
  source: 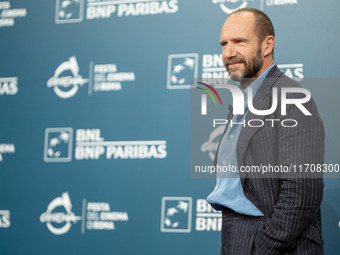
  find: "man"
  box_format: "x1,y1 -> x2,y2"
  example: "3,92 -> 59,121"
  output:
207,8 -> 325,255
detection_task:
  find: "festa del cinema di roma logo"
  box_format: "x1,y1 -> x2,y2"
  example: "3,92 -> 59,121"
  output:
211,0 -> 298,14
47,56 -> 88,99
40,192 -> 81,235
213,0 -> 252,14
40,192 -> 129,235
47,56 -> 136,98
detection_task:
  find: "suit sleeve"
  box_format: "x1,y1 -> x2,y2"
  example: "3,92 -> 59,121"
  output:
254,93 -> 325,255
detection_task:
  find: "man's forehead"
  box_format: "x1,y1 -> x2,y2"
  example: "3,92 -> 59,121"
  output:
222,12 -> 256,35
226,11 -> 255,24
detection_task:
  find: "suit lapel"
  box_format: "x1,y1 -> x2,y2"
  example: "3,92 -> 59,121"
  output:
237,65 -> 283,183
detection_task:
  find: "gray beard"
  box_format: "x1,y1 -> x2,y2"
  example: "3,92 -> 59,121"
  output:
226,48 -> 263,82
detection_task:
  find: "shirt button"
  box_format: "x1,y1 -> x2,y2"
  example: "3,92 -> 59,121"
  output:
230,134 -> 234,139
222,161 -> 226,165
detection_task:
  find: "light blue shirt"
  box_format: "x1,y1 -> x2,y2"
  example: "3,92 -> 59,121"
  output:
207,65 -> 274,216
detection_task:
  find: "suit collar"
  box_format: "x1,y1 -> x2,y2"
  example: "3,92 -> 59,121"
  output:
237,65 -> 282,179
214,65 -> 282,170
252,64 -> 282,96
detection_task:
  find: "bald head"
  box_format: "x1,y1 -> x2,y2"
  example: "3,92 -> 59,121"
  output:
229,8 -> 275,51
220,8 -> 275,82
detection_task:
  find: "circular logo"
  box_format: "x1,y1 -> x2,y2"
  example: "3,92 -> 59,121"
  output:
40,192 -> 81,235
47,56 -> 88,99
201,126 -> 225,161
213,0 -> 251,14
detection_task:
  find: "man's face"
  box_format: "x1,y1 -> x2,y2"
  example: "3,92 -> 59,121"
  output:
220,12 -> 264,81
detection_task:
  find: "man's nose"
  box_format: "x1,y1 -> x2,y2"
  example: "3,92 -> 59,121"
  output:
223,44 -> 237,60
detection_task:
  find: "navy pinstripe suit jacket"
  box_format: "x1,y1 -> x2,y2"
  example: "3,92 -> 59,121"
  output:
215,65 -> 325,255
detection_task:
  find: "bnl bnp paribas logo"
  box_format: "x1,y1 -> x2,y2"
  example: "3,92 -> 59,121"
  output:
0,77 -> 18,96
0,210 -> 10,228
55,0 -> 179,24
44,128 -> 73,162
160,197 -> 221,233
40,192 -> 129,235
55,0 -> 84,24
211,0 -> 298,13
167,53 -> 304,90
160,197 -> 192,232
167,54 -> 199,90
47,56 -> 136,98
44,127 -> 167,162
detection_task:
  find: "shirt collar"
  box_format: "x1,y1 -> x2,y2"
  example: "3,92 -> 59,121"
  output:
242,64 -> 275,100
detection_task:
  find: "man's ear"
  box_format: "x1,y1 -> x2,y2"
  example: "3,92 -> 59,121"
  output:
262,36 -> 275,57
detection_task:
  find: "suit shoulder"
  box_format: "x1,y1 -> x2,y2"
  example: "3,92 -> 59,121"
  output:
273,73 -> 302,89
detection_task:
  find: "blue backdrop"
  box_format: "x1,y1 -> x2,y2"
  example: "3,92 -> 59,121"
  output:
0,0 -> 339,254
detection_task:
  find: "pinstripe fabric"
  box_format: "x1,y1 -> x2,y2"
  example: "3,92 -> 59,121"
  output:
220,208 -> 323,255
216,65 -> 325,255
221,207 -> 265,255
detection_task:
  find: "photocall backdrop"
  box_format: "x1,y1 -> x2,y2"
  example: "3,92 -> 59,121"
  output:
0,0 -> 339,254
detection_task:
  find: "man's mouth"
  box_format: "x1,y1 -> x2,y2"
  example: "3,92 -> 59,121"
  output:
227,62 -> 243,68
